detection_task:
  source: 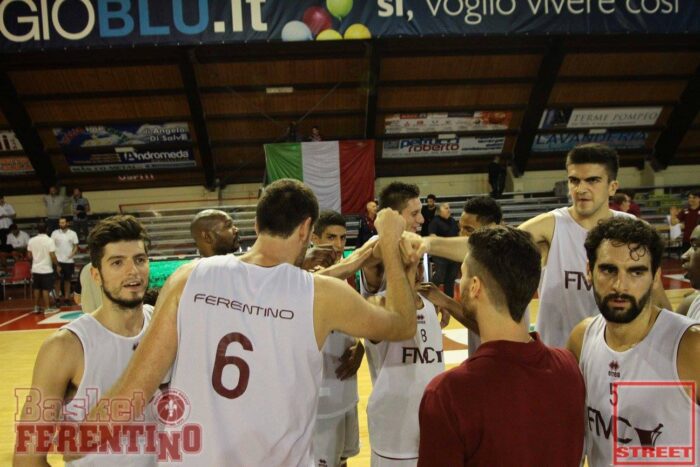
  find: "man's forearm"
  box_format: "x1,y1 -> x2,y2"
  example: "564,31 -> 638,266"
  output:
424,236 -> 468,263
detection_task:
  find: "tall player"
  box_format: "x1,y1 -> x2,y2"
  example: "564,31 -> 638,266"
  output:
189,209 -> 240,257
567,217 -> 700,466
676,225 -> 700,319
520,143 -> 670,347
89,179 -> 419,465
14,215 -> 156,466
311,210 -> 364,467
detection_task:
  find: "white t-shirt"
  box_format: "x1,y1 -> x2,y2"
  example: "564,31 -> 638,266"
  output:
27,234 -> 56,274
0,202 -> 15,229
7,230 -> 29,249
51,229 -> 79,263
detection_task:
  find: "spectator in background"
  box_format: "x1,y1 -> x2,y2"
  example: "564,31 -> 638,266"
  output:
488,155 -> 507,198
420,194 -> 437,237
309,126 -> 322,142
609,192 -> 631,214
27,223 -> 59,314
51,217 -> 79,306
429,202 -> 460,297
356,200 -> 377,248
285,122 -> 302,142
71,187 -> 91,242
190,209 -> 240,257
0,195 -> 16,254
670,189 -> 700,251
621,189 -> 641,217
44,186 -> 67,234
1,223 -> 30,270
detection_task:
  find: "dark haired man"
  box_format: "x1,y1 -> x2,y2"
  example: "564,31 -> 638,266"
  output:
670,189 -> 700,251
419,226 -> 585,466
567,217 -> 700,466
311,210 -> 363,467
677,225 -> 700,320
458,196 -> 502,237
190,209 -> 240,257
428,202 -> 459,298
26,223 -> 59,314
420,194 -> 437,237
15,215 -> 156,466
51,217 -> 79,306
90,179 -> 418,465
520,143 -> 669,347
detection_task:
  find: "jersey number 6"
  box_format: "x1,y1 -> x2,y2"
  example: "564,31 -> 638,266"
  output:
212,332 -> 254,399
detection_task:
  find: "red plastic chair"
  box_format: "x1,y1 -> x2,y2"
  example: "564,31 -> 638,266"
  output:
2,261 -> 32,299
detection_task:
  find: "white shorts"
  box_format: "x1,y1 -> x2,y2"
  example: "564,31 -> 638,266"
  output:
313,406 -> 360,466
370,451 -> 418,467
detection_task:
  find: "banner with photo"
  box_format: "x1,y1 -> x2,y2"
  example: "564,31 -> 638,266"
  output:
0,131 -> 22,152
2,1 -> 699,52
531,131 -> 649,153
385,111 -> 512,134
383,136 -> 505,159
539,107 -> 662,130
66,147 -> 196,173
54,123 -> 190,149
0,156 -> 34,175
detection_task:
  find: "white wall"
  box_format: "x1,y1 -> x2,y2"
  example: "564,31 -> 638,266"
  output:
5,164 -> 697,217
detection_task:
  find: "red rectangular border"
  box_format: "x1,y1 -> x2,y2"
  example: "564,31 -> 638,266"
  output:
612,381 -> 696,466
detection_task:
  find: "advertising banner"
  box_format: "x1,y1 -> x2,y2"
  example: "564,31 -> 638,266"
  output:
0,156 -> 34,175
383,136 -> 505,158
539,107 -> 662,129
2,1 -> 699,52
66,147 -> 196,172
54,123 -> 190,149
531,131 -> 648,153
0,131 -> 22,152
385,111 -> 512,134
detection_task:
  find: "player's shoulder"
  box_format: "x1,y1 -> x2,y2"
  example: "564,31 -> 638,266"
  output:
566,316 -> 596,361
679,324 -> 700,352
519,211 -> 555,236
37,328 -> 84,367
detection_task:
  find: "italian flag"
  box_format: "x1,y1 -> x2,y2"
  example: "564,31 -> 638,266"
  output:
264,140 -> 375,214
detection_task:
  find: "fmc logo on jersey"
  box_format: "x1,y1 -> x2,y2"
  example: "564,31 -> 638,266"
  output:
612,381 -> 696,466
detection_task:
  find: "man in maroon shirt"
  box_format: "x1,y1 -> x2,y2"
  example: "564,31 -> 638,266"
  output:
418,226 -> 585,466
671,190 -> 700,251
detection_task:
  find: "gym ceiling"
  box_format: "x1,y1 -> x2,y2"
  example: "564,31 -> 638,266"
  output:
0,1 -> 698,195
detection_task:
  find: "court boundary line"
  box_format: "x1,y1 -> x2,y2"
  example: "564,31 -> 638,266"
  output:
0,312 -> 32,328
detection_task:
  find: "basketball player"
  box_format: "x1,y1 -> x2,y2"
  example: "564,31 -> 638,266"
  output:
519,143 -> 670,347
190,209 -> 240,257
89,179 -> 419,465
14,215 -> 156,466
362,182 -> 424,294
677,225 -> 700,319
419,226 -> 585,466
365,264 -> 444,466
567,217 -> 700,466
311,211 -> 363,467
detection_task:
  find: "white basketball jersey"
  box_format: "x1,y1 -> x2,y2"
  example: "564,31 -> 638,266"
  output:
318,331 -> 359,418
167,255 -> 321,466
62,306 -> 156,467
365,294 -> 444,458
580,311 -> 700,467
687,294 -> 700,321
537,207 -> 634,347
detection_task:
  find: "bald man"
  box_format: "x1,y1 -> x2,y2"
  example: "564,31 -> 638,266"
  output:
190,209 -> 240,257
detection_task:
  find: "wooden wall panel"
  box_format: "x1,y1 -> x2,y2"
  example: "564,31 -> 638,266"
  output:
381,55 -> 542,81
560,52 -> 700,76
26,97 -> 190,123
213,146 -> 265,168
379,84 -> 531,110
548,82 -> 686,104
0,111 -> 7,125
10,66 -> 182,94
202,88 -> 365,115
208,116 -> 363,141
680,130 -> 700,148
197,58 -> 368,86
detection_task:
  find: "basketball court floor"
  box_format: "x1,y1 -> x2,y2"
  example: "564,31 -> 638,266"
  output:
0,260 -> 693,466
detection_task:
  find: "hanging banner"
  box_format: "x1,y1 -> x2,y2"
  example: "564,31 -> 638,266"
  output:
66,147 -> 196,172
1,1 -> 699,52
0,156 -> 34,175
385,111 -> 512,134
383,136 -> 505,158
0,131 -> 22,152
531,131 -> 649,153
539,107 -> 662,129
54,123 -> 190,149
